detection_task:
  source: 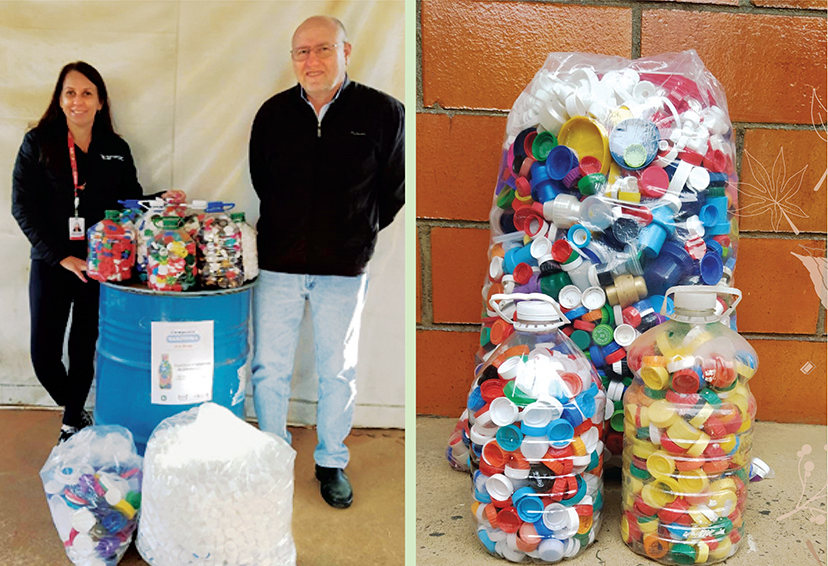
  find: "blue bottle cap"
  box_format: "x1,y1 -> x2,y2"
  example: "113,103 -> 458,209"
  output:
546,418 -> 575,447
608,119 -> 659,171
700,251 -> 724,285
589,345 -> 605,367
565,305 -> 589,320
648,294 -> 674,316
568,224 -> 592,248
495,424 -> 524,452
562,403 -> 585,428
468,387 -> 485,412
477,527 -> 496,552
516,492 -> 545,522
575,391 -> 597,419
546,145 -> 579,181
705,238 -> 724,256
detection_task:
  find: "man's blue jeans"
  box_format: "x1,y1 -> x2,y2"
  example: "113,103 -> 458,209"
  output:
251,270 -> 368,468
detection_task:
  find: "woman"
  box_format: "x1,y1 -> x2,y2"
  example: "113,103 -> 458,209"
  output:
11,61 -> 184,443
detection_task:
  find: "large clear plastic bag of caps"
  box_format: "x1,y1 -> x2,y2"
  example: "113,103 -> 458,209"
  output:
467,293 -> 606,562
40,425 -> 144,566
621,286 -> 756,564
449,50 -> 741,471
137,403 -> 296,566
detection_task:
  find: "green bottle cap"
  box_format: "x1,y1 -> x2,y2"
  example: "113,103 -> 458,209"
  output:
532,131 -> 558,161
577,173 -> 607,196
571,329 -> 591,351
496,188 -> 516,209
592,324 -> 614,346
104,210 -> 120,220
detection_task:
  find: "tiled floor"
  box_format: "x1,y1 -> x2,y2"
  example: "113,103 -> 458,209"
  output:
0,408 -> 404,566
417,416 -> 827,566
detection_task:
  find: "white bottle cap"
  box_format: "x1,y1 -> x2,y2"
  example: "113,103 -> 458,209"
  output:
489,256 -> 504,281
498,357 -> 522,380
688,166 -> 711,191
613,324 -> 637,347
520,435 -> 550,461
673,290 -> 717,312
489,397 -> 519,426
581,286 -> 607,310
558,285 -> 583,309
485,474 -> 514,501
580,426 -> 600,454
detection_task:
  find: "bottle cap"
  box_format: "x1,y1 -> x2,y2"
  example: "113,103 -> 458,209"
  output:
485,474 -> 514,502
581,286 -> 606,310
558,285 -> 582,309
546,145 -> 579,181
551,239 -> 573,263
546,419 -> 574,448
495,424 -> 524,452
613,324 -> 637,347
520,435 -> 551,461
532,131 -> 558,161
567,224 -> 592,248
579,156 -> 602,176
591,324 -> 614,346
490,397 -> 519,426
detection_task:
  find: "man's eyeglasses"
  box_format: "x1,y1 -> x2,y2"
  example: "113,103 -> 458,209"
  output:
290,43 -> 341,62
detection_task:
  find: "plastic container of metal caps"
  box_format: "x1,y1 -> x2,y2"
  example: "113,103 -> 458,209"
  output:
467,293 -> 606,563
231,212 -> 259,282
621,286 -> 757,564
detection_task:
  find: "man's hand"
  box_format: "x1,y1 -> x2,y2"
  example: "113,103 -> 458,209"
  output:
60,256 -> 88,282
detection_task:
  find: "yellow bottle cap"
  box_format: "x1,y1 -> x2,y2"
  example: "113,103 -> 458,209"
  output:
686,431 -> 710,458
642,355 -> 667,367
689,402 -> 715,428
719,434 -> 737,453
648,399 -> 678,428
688,505 -> 716,526
621,513 -> 631,543
710,490 -> 739,517
632,438 -> 657,460
695,541 -> 710,563
675,468 -> 709,494
638,515 -> 659,534
641,366 -> 670,390
709,535 -> 732,560
647,451 -> 676,479
641,479 -> 678,508
667,419 -> 702,448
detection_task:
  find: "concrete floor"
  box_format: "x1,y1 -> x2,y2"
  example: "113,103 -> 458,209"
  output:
0,408 -> 404,566
417,416 -> 827,566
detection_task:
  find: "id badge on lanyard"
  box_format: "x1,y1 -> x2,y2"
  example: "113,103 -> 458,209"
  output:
68,132 -> 85,240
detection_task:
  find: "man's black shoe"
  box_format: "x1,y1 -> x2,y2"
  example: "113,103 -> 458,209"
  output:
315,465 -> 353,509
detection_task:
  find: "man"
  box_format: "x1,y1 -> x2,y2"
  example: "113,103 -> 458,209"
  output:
248,16 -> 404,509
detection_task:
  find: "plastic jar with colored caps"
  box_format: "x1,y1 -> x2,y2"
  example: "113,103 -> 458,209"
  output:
196,202 -> 244,289
465,292 -> 606,562
87,210 -> 136,282
620,286 -> 757,565
147,217 -> 198,292
134,199 -> 166,282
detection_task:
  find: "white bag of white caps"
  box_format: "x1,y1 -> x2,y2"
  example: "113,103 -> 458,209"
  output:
136,403 -> 296,566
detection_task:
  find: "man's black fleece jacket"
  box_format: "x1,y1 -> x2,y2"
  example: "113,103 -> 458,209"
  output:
249,80 -> 405,276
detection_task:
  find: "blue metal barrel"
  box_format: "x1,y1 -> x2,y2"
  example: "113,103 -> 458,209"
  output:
95,282 -> 252,453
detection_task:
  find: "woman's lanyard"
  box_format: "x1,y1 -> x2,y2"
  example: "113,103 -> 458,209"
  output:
67,131 -> 86,240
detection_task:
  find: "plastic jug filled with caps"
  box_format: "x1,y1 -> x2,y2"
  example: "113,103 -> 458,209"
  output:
231,211 -> 259,282
87,210 -> 136,283
147,217 -> 197,292
196,201 -> 243,289
621,286 -> 757,564
467,293 -> 607,563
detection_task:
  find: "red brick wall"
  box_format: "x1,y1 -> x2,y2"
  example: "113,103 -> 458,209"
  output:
416,0 -> 828,424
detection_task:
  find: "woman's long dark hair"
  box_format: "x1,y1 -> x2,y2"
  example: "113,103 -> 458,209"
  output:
34,61 -> 117,166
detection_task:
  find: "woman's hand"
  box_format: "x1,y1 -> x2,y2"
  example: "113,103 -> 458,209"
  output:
161,189 -> 187,204
60,256 -> 88,282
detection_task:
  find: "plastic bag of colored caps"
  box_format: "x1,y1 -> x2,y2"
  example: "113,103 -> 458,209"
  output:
468,295 -> 606,562
87,210 -> 136,283
621,287 -> 757,564
147,216 -> 198,291
448,50 -> 741,471
40,426 -> 143,566
196,202 -> 244,289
